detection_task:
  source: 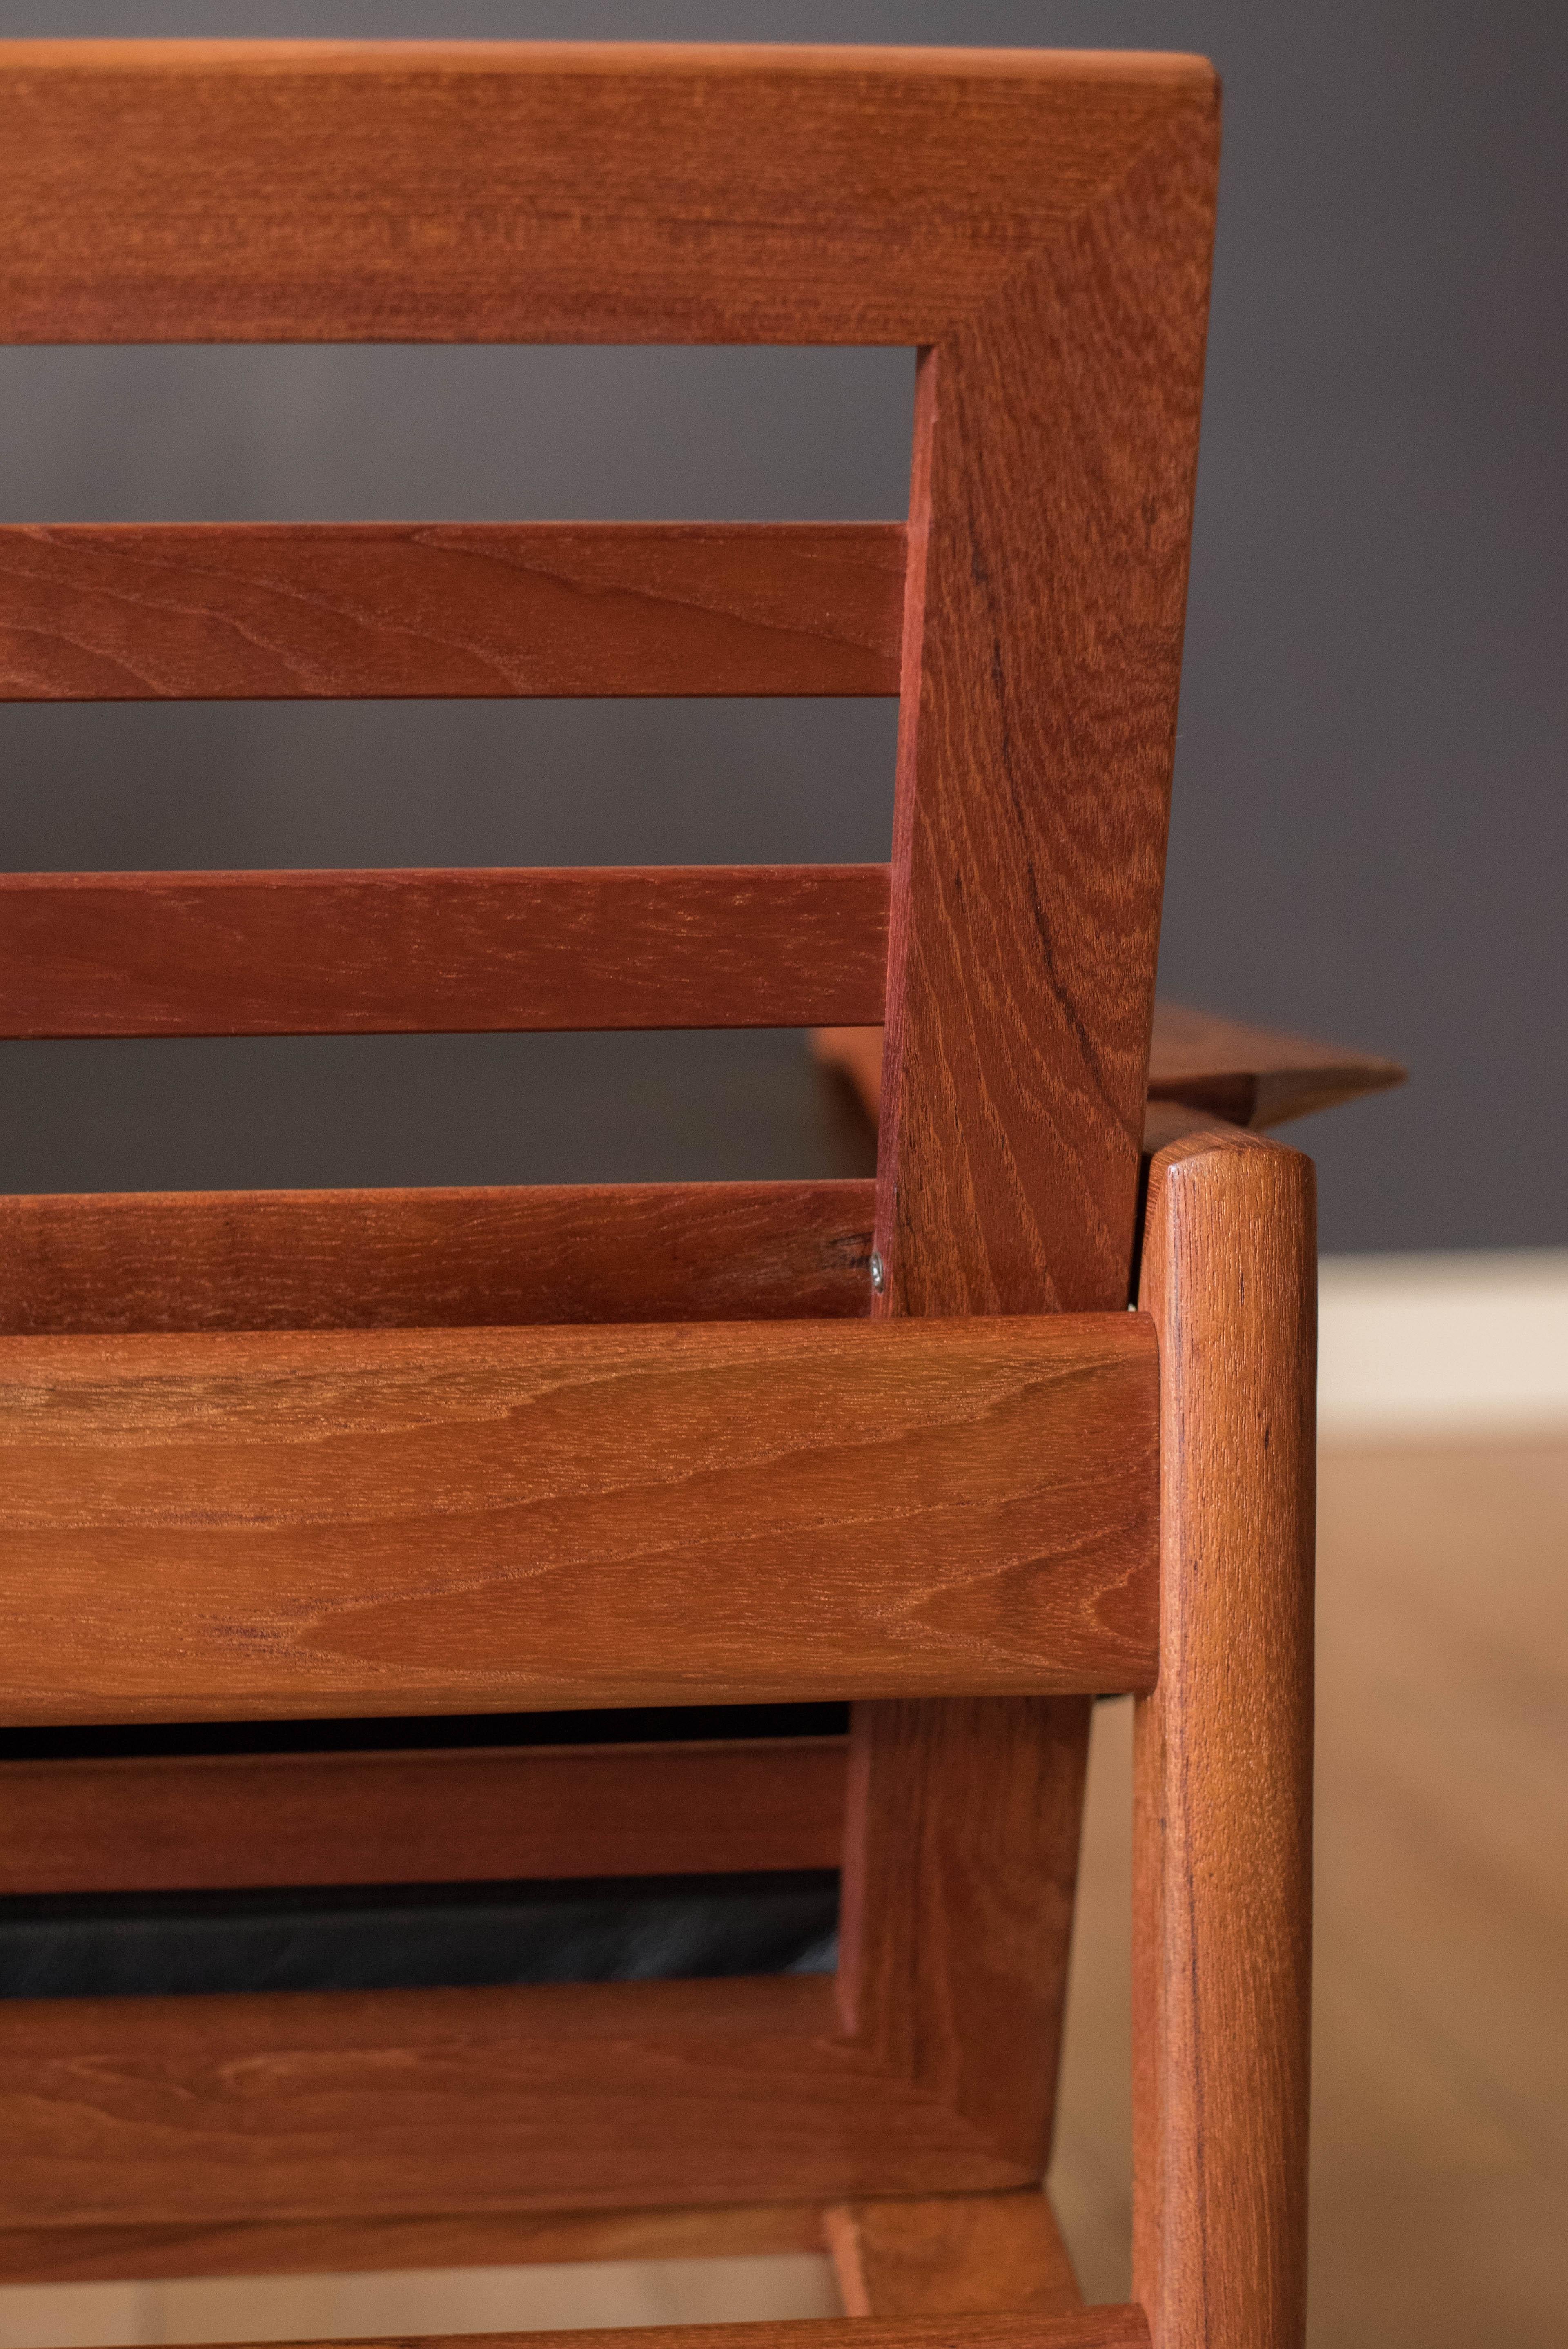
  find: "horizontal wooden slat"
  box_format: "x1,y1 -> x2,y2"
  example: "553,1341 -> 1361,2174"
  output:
0,1314 -> 1159,1724
0,1736 -> 848,1896
0,42 -> 1214,343
0,1975 -> 1033,2224
0,865 -> 889,1036
0,2201 -> 832,2287
0,524 -> 904,701
114,2323 -> 1147,2349
0,1179 -> 877,1336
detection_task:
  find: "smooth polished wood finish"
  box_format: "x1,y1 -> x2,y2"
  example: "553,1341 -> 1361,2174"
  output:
0,524 -> 903,701
0,1976 -> 1034,2228
0,1736 -> 848,1897
0,1179 -> 876,1335
0,2202 -> 831,2287
0,42 -> 1245,2315
817,1002 -> 1405,1137
1145,1001 -> 1404,1130
1,43 -> 1214,345
0,2202 -> 831,2286
835,67 -> 1217,2249
0,865 -> 889,1037
825,2192 -> 1082,2318
838,1699 -> 1092,2174
873,121 -> 1217,1321
74,2321 -> 1150,2349
1132,1130 -> 1315,2349
0,1313 -> 1159,1725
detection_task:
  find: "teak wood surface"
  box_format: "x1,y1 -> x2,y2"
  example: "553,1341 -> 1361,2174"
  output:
0,1736 -> 848,1897
815,1002 -> 1405,1132
0,866 -> 889,1037
0,1313 -> 1158,1724
64,2322 -> 1151,2349
0,39 -> 1256,2325
0,1179 -> 876,1334
1134,1131 -> 1315,2349
0,524 -> 903,701
826,2191 -> 1082,2318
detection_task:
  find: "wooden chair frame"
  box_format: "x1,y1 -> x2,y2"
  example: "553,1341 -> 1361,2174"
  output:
0,43 -> 1317,2349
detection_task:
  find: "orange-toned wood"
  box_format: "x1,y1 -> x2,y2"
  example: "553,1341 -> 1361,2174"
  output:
838,76 -> 1217,2235
825,2191 -> 1082,2317
0,1180 -> 876,1335
1132,1130 -> 1315,2349
0,1736 -> 847,1897
0,1975 -> 1033,2228
0,1313 -> 1159,1725
0,2202 -> 830,2287
0,524 -> 902,701
1,44 -> 1214,345
0,866 -> 888,1038
873,117 -> 1217,1320
1145,1001 -> 1404,1129
32,2322 -> 1149,2349
837,1700 -> 1091,2175
817,1004 -> 1405,1139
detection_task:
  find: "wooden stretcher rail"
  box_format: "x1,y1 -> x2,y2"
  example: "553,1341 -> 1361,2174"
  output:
0,1313 -> 1159,1724
0,1736 -> 849,1897
0,865 -> 890,1036
0,42 -> 1214,344
0,524 -> 904,702
98,2324 -> 1148,2349
0,1975 -> 1036,2225
0,2201 -> 833,2287
0,1179 -> 877,1335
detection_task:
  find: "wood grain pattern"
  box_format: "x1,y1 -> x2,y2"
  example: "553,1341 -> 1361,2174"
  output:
0,1976 -> 1033,2228
0,44 -> 1214,345
0,1179 -> 876,1336
1132,1130 -> 1315,2349
840,98 -> 1218,2233
816,1001 -> 1405,1139
873,115 -> 1219,1320
0,524 -> 902,701
0,865 -> 889,1037
0,1736 -> 847,1897
825,2191 -> 1082,2318
838,1698 -> 1092,2176
0,2201 -> 831,2286
0,1313 -> 1158,1725
0,2204 -> 842,2289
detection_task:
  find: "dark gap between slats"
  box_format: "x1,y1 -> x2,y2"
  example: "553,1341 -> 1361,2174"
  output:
0,1703 -> 850,1765
0,1872 -> 840,2001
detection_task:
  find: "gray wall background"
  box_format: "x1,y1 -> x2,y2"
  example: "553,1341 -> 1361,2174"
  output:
1,2 -> 1562,1254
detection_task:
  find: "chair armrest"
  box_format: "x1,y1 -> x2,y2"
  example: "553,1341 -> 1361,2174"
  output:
813,1003 -> 1404,1135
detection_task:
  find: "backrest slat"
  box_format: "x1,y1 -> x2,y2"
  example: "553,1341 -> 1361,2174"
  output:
0,865 -> 889,1037
0,524 -> 904,702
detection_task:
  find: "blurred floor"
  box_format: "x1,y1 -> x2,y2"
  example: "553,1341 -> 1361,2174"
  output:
4,1437 -> 1562,2346
1049,1435 -> 1568,2349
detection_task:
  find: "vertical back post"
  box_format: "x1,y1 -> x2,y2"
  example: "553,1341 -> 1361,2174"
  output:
1133,1128 -> 1315,2349
840,90 -> 1221,2177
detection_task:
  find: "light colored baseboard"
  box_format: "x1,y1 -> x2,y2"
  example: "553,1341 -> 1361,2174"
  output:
1318,1249 -> 1568,1438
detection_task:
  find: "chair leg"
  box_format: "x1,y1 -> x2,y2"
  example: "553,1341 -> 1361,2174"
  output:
1132,1130 -> 1316,2349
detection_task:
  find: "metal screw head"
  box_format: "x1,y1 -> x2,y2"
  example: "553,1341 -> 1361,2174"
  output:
870,1249 -> 886,1293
